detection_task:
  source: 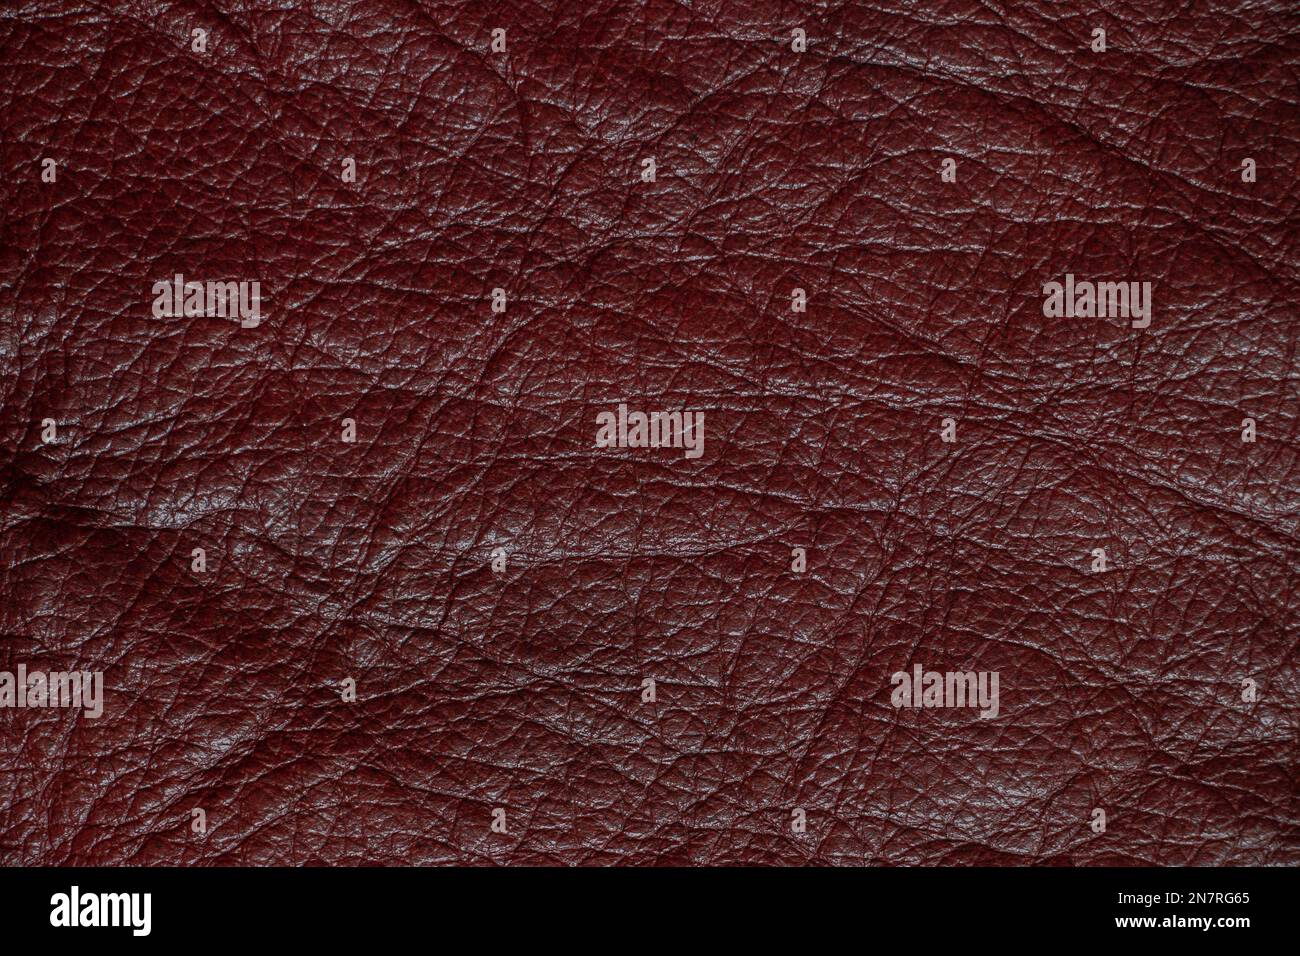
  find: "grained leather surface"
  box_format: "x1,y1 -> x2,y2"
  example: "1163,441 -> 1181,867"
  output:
1,1 -> 1296,866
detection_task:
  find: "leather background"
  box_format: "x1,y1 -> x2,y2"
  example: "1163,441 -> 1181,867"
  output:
1,0 -> 1296,865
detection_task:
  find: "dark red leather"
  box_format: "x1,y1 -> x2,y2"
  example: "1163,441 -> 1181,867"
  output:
1,1 -> 1296,866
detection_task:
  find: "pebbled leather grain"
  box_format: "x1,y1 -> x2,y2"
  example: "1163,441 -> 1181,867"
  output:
1,0 -> 1296,865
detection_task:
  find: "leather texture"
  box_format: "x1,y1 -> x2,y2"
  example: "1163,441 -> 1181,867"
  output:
1,1 -> 1297,866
